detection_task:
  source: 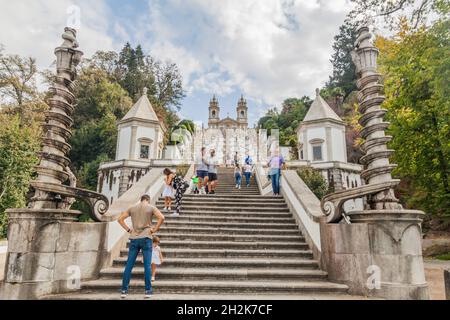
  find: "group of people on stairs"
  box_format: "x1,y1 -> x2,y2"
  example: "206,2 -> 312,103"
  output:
116,146 -> 286,299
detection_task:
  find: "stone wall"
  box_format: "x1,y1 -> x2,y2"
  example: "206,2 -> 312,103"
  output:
320,218 -> 429,299
0,241 -> 6,282
1,215 -> 107,300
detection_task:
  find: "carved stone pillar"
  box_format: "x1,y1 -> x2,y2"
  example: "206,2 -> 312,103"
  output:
1,28 -> 109,300
319,26 -> 429,300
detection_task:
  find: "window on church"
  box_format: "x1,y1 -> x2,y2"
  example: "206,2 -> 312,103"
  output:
212,110 -> 216,117
140,144 -> 150,159
241,111 -> 245,117
312,145 -> 323,161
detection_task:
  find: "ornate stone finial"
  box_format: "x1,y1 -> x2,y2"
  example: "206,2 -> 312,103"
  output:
143,87 -> 148,95
61,27 -> 79,49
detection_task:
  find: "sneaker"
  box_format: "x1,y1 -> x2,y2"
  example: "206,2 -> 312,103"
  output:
168,207 -> 172,211
120,291 -> 128,299
235,184 -> 238,188
171,211 -> 180,217
209,190 -> 215,194
239,185 -> 241,189
152,276 -> 155,281
163,207 -> 168,212
144,291 -> 152,299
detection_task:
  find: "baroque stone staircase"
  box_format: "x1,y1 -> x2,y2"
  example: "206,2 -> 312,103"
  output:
47,167 -> 354,299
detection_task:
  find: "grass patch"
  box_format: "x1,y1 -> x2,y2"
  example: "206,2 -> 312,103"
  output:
434,253 -> 450,261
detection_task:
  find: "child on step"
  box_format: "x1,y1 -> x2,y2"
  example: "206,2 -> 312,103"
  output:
151,236 -> 163,281
191,175 -> 199,194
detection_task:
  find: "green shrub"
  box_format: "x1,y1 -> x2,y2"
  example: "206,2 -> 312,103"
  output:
296,167 -> 329,200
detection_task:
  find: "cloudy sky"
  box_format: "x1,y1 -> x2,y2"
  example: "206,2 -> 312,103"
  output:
0,0 -> 353,126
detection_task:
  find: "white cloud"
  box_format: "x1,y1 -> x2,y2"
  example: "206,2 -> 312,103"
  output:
0,0 -> 354,125
0,0 -> 115,70
132,0 -> 352,124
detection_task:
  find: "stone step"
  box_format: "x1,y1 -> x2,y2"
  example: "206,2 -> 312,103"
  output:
169,205 -> 290,212
157,226 -> 301,236
148,232 -> 304,242
214,189 -> 260,196
182,195 -> 282,200
156,201 -> 287,208
155,210 -> 293,218
213,193 -> 261,196
213,186 -> 258,189
157,198 -> 284,204
125,240 -> 310,250
81,279 -> 349,294
119,248 -> 313,259
154,217 -> 298,227
156,201 -> 288,211
113,257 -> 318,269
100,267 -> 327,281
163,198 -> 285,204
42,292 -> 365,300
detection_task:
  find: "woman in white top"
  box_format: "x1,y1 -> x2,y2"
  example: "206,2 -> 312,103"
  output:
162,169 -> 175,212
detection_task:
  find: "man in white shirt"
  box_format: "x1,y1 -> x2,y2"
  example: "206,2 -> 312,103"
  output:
194,147 -> 209,194
206,149 -> 218,194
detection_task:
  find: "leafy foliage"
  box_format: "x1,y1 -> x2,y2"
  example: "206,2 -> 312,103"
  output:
258,97 -> 312,158
349,0 -> 445,29
70,43 -> 186,191
376,18 -> 449,216
326,19 -> 359,98
0,114 -> 40,238
297,167 -> 329,200
87,43 -> 185,131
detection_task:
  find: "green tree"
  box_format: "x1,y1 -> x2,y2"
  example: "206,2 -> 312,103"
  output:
258,98 -> 310,158
376,18 -> 449,216
69,67 -> 133,173
297,167 -> 329,200
0,52 -> 47,123
326,19 -> 359,98
0,114 -> 40,238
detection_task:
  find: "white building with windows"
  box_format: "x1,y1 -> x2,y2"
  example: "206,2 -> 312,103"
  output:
297,89 -> 347,163
97,88 -> 165,203
295,89 -> 362,191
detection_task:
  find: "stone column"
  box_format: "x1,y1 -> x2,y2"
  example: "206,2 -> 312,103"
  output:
320,26 -> 429,300
1,28 -> 108,300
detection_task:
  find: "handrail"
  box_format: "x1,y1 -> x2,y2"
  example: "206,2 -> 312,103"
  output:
255,163 -> 272,195
282,171 -> 325,223
321,179 -> 400,223
280,170 -> 324,255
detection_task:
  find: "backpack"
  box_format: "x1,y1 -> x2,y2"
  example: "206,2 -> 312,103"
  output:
172,174 -> 189,193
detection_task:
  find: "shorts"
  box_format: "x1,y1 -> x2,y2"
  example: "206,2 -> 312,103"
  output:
208,173 -> 218,181
196,170 -> 208,178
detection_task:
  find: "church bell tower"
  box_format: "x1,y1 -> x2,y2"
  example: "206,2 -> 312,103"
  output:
236,94 -> 248,129
208,95 -> 220,128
